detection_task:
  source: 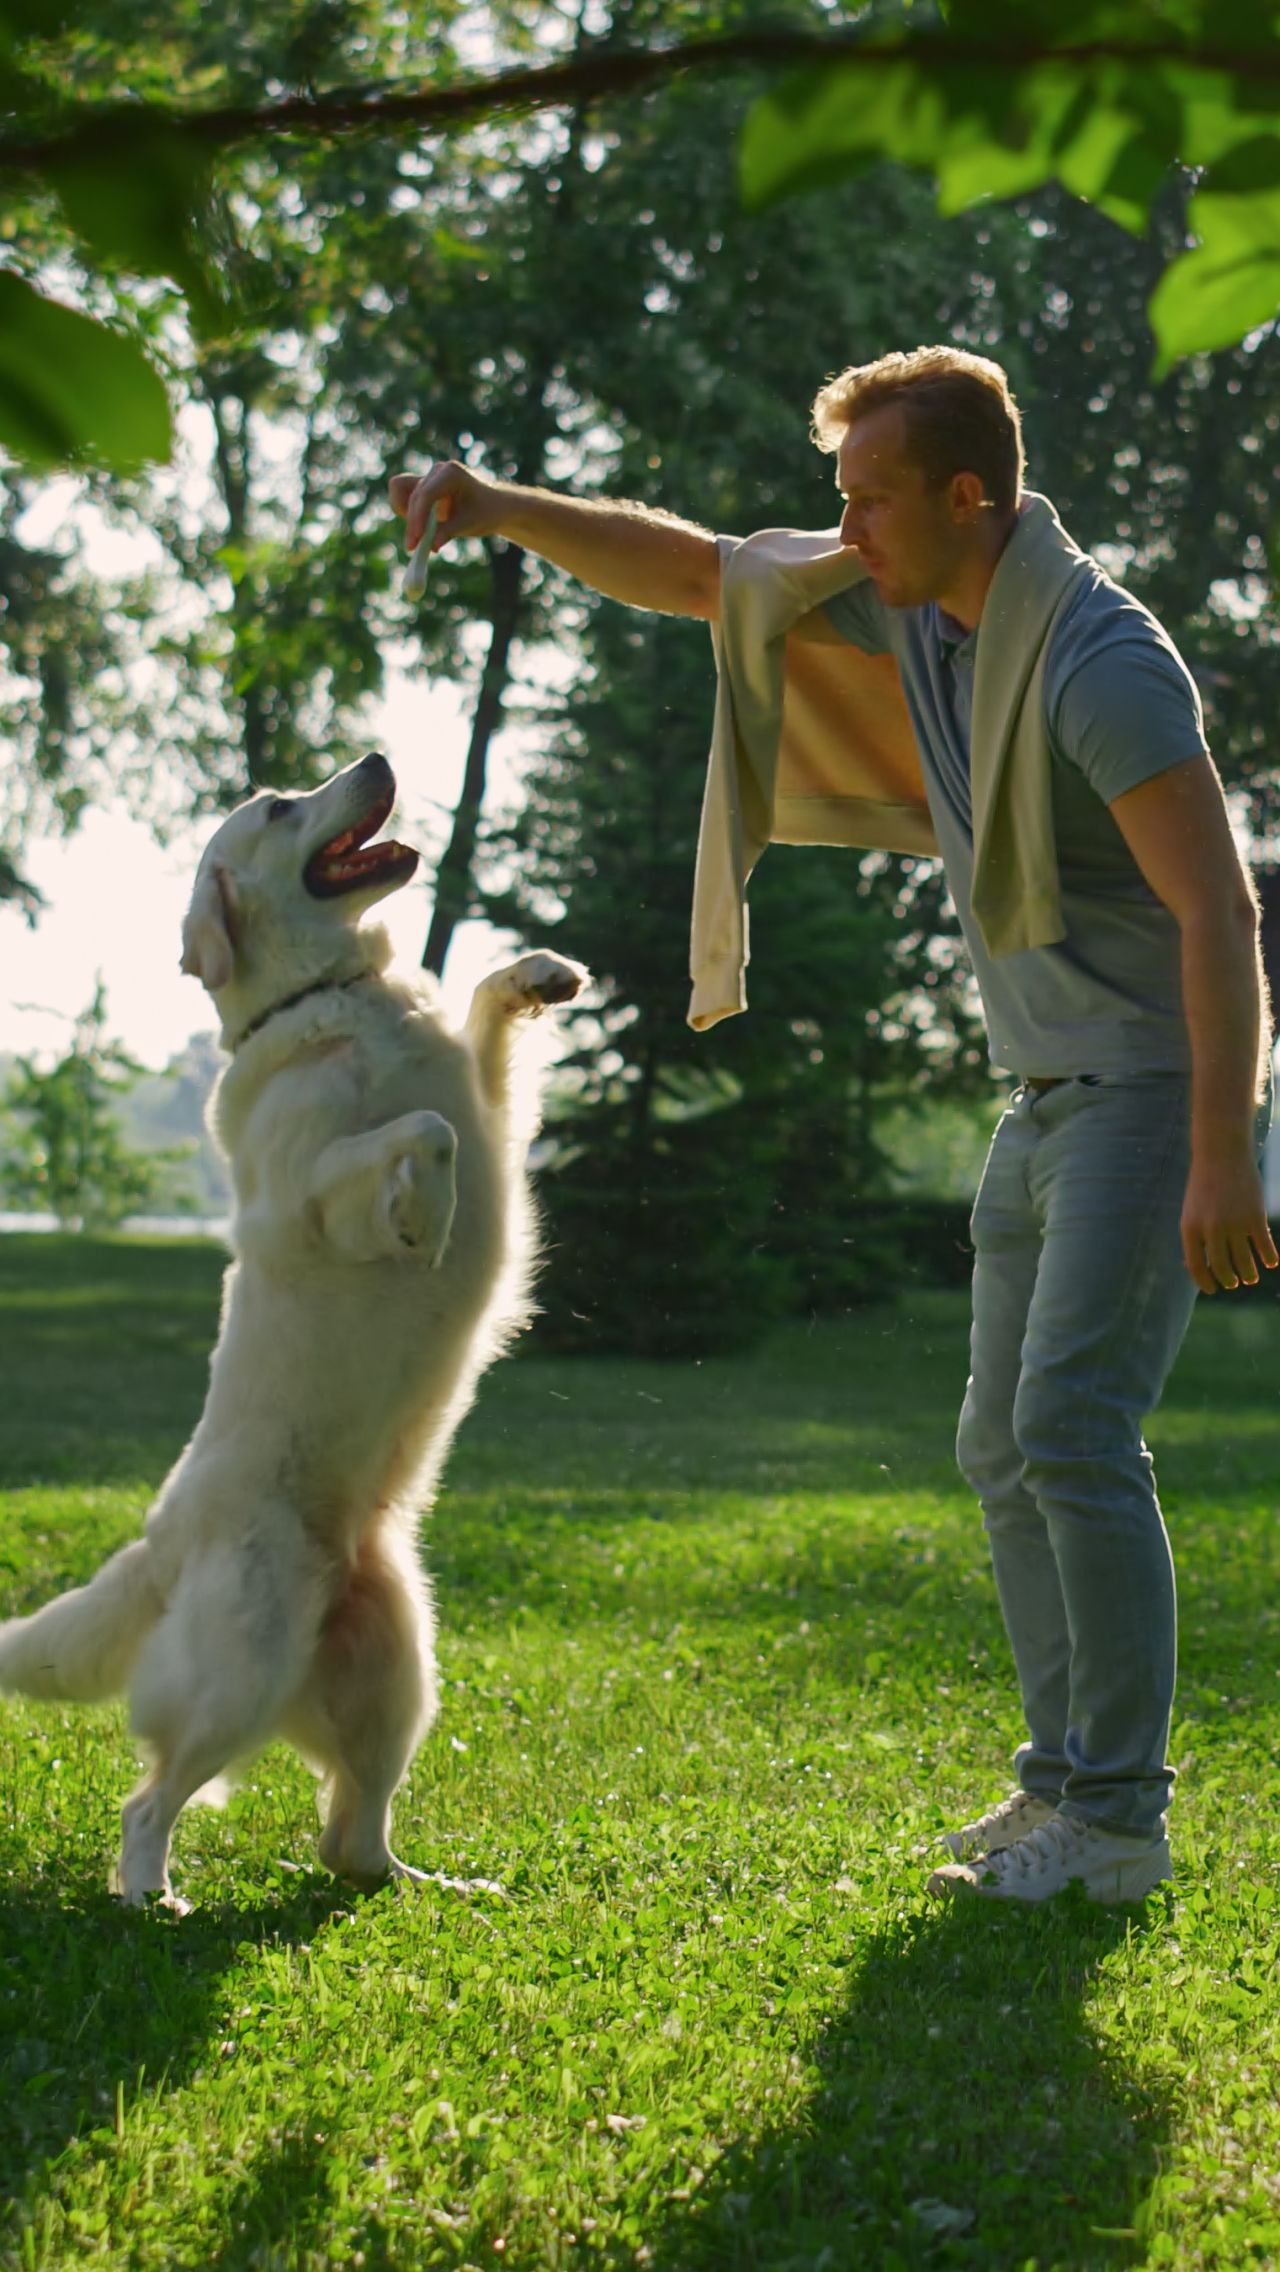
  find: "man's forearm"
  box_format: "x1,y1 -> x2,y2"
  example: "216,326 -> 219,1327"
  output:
1181,898 -> 1271,1156
495,484 -> 721,618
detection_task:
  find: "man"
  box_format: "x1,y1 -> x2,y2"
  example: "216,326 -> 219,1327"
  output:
390,345 -> 1275,1904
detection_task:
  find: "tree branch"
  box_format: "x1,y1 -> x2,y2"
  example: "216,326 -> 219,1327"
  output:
4,29 -> 1279,176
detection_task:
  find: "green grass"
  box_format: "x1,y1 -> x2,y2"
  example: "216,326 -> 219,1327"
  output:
2,1233 -> 1280,2271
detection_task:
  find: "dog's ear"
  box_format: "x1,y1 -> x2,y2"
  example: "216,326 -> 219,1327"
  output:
180,863 -> 238,993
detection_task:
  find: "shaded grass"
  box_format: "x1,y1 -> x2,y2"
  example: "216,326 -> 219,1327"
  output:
0,1234 -> 1278,2269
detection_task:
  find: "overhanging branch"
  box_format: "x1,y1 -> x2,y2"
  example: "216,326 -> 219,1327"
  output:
3,29 -> 1279,175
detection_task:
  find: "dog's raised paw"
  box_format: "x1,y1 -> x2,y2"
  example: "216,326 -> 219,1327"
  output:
496,952 -> 587,1015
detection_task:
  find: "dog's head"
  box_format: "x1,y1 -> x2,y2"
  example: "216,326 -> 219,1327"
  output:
181,752 -> 419,1045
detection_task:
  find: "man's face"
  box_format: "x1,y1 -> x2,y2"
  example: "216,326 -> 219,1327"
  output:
835,403 -> 970,610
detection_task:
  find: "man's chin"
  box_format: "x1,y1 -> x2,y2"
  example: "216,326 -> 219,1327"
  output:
875,575 -> 929,610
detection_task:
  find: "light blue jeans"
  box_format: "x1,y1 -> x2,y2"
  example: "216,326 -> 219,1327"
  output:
956,1071 -> 1271,1841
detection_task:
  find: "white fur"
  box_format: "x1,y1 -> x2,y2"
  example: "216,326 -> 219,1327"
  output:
0,755 -> 586,1907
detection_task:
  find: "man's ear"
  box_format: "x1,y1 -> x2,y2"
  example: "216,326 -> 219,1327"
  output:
180,863 -> 238,993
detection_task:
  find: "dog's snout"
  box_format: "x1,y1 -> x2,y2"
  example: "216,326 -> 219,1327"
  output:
360,750 -> 393,785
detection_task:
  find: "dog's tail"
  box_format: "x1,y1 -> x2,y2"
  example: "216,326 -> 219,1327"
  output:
0,1541 -> 162,1703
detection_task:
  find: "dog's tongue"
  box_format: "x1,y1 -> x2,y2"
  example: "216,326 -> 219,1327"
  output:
305,830 -> 419,898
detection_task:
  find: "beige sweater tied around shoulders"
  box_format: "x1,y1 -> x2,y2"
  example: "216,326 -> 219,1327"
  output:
687,492 -> 1094,1031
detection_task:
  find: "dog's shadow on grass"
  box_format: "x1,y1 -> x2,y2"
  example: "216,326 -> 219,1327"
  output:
643,1895 -> 1174,2272
0,1870 -> 351,2250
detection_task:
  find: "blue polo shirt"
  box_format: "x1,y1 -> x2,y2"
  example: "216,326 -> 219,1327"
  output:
822,554 -> 1209,1077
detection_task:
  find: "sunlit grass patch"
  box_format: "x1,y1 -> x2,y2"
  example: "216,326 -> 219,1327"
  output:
1,1238 -> 1279,2268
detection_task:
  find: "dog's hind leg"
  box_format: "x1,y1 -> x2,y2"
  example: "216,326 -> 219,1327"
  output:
116,1522 -> 328,1910
463,952 -> 586,1110
288,1523 -> 439,1889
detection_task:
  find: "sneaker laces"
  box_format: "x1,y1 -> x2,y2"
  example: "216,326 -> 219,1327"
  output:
964,1790 -> 1042,1840
980,1812 -> 1089,1883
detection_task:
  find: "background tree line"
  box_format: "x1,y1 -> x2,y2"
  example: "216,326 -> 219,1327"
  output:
4,0 -> 1280,1346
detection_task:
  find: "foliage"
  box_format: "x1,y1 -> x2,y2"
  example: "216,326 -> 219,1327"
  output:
0,980 -> 192,1228
741,0 -> 1280,374
7,0 -> 1280,486
3,1237 -> 1280,2264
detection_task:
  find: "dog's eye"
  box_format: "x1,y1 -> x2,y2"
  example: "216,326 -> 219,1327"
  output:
267,798 -> 296,823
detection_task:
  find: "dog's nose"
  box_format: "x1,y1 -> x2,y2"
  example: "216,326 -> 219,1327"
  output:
360,750 -> 393,782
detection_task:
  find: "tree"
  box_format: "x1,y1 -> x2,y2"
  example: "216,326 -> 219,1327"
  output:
0,981 -> 192,1228
471,91 -> 1018,1349
9,0 -> 1280,488
473,67 -> 1280,1349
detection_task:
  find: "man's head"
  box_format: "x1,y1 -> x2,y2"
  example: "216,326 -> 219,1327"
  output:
811,346 -> 1024,611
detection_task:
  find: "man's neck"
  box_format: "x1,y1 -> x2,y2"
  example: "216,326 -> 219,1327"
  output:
934,505 -> 1020,633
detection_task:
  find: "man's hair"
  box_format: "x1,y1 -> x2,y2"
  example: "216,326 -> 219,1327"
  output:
811,346 -> 1025,515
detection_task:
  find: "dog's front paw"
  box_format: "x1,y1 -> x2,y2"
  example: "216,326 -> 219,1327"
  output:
491,951 -> 588,1018
383,1112 -> 457,1265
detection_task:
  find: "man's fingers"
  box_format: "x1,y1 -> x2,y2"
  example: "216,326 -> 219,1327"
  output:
1184,1217 -> 1279,1294
1229,1230 -> 1258,1287
390,463 -> 469,549
1182,1225 -> 1217,1296
403,476 -> 436,551
1207,1239 -> 1239,1291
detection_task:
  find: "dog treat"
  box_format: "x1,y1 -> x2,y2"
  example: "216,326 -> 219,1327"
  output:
403,503 -> 439,602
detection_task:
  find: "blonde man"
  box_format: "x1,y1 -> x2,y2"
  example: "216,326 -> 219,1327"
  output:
390,346 -> 1274,1903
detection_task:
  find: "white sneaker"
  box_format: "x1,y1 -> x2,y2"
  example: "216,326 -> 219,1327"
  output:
928,1809 -> 1172,1905
941,1789 -> 1056,1862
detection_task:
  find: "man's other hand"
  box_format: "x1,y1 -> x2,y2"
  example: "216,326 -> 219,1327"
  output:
1181,1152 -> 1279,1294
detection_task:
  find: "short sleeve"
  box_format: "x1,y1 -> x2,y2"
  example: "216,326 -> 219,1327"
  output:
819,579 -> 892,657
1048,605 -> 1209,805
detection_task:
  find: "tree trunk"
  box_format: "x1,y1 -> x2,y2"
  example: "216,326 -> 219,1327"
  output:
421,539 -> 525,976
418,15 -> 594,975
208,383 -> 271,791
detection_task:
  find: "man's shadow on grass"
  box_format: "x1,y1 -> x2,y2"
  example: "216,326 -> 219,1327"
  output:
0,1870 -> 352,2255
643,1895 -> 1173,2272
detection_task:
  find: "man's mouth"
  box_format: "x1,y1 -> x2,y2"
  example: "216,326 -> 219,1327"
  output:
303,778 -> 419,899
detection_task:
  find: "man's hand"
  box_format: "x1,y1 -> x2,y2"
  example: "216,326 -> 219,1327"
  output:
389,461 -> 507,558
1181,1149 -> 1278,1294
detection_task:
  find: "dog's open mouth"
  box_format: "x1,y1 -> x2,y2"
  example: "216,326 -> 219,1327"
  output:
303,781 -> 419,900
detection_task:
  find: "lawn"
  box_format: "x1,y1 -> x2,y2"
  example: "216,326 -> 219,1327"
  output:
1,1232 -> 1279,2271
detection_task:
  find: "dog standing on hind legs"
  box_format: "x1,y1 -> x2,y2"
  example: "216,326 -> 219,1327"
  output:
0,752 -> 586,1909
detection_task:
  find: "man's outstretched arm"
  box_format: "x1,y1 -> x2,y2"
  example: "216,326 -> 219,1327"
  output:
388,461 -> 722,619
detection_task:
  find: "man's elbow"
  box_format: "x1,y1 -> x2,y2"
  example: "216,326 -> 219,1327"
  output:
1176,877 -> 1260,943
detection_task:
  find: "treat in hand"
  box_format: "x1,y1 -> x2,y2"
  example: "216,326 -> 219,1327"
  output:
403,502 -> 439,601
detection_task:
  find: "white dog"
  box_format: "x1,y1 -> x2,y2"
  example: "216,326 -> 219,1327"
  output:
0,753 -> 585,1907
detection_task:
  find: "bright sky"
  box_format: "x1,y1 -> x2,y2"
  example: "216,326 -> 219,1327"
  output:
0,666 -> 531,1069
2,418 -> 570,1069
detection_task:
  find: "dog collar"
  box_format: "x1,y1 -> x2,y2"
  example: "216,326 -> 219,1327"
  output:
232,973 -> 369,1052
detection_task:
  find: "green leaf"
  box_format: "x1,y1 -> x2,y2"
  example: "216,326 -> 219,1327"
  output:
45,117 -> 224,333
740,51 -> 1175,231
1197,132 -> 1280,193
740,53 -> 997,210
432,227 -> 487,264
1151,162 -> 1280,368
1149,229 -> 1280,373
0,272 -> 172,470
0,0 -> 95,34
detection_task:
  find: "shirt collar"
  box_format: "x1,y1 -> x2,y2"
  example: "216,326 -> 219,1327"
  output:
933,604 -> 975,654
